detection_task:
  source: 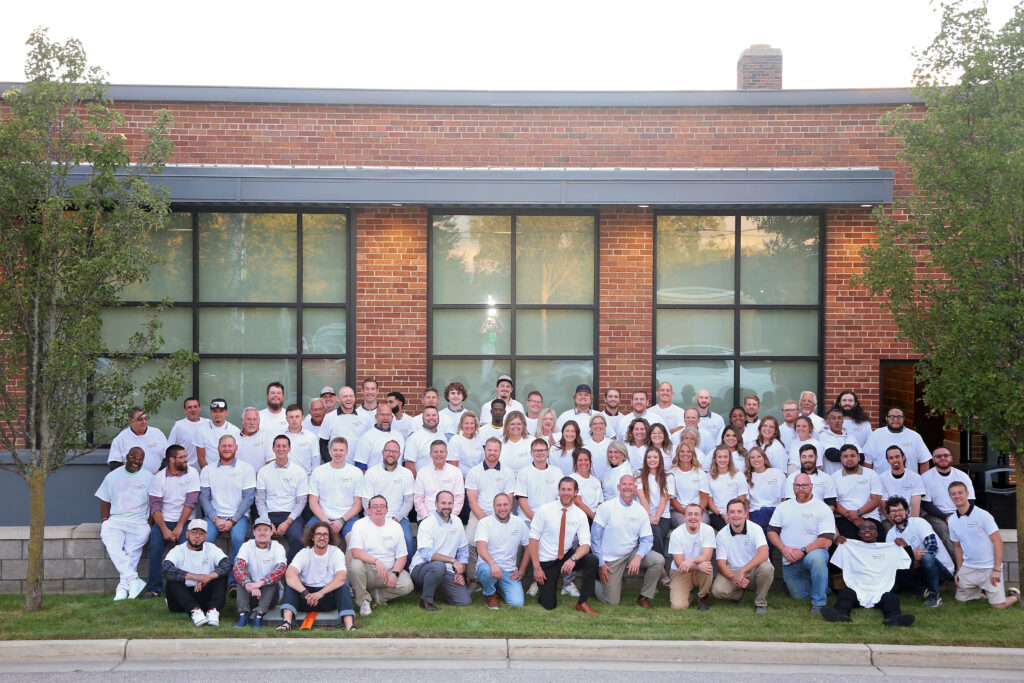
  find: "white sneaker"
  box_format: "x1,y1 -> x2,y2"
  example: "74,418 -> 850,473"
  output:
359,599 -> 373,616
561,583 -> 580,598
205,608 -> 220,626
127,577 -> 147,600
527,582 -> 539,597
190,608 -> 208,627
113,587 -> 129,602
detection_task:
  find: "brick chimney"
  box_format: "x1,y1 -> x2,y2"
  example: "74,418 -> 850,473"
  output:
737,44 -> 783,89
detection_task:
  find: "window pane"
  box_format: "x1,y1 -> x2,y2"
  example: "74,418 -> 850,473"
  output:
740,310 -> 818,356
96,359 -> 183,437
516,216 -> 595,305
516,360 -> 594,417
431,359 -> 511,416
121,212 -> 193,302
302,358 -> 347,410
303,309 -> 347,355
432,215 -> 511,305
303,214 -> 347,304
740,216 -> 819,304
198,213 -> 297,302
657,216 -> 735,304
433,309 -> 511,356
199,359 -> 296,415
656,359 -> 736,410
739,361 -> 818,418
101,307 -> 191,354
656,309 -> 733,356
198,307 -> 296,354
516,310 -> 593,355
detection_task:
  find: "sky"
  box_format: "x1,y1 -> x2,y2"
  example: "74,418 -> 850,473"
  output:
0,0 -> 1018,91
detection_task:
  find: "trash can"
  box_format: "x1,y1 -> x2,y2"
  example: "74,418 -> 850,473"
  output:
979,468 -> 1017,529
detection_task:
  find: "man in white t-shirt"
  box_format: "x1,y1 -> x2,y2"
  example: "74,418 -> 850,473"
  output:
439,382 -> 468,439
358,439 -> 415,557
198,435 -> 257,586
920,447 -> 974,557
778,400 -> 800,449
817,408 -> 858,476
318,386 -> 370,464
622,390 -> 666,431
514,439 -> 561,523
195,398 -> 240,469
162,519 -> 231,627
96,447 -> 152,601
878,446 -> 926,526
591,474 -> 663,608
767,473 -> 836,614
258,381 -> 288,436
318,387 -> 337,414
885,496 -> 953,608
821,518 -> 915,627
307,437 -> 363,546
348,495 -> 414,615
256,435 -> 309,561
667,503 -> 715,610
386,391 -> 414,439
231,515 -> 286,628
356,377 -> 381,417
355,403 -> 406,472
784,445 -> 837,507
408,387 -> 441,433
278,521 -> 356,631
741,394 -> 762,447
465,437 -> 515,586
143,445 -> 200,598
599,388 -> 625,440
694,388 -> 725,444
831,390 -> 873,448
283,403 -> 320,476
475,492 -> 531,609
523,390 -> 544,435
713,498 -> 774,613
410,490 -> 471,610
864,408 -> 931,475
107,407 -> 168,474
236,407 -> 273,473
831,444 -> 883,540
166,397 -> 210,470
403,406 -> 448,476
301,397 -> 327,446
480,375 -> 525,427
948,481 -> 1019,609
649,381 -> 685,434
556,383 -> 597,435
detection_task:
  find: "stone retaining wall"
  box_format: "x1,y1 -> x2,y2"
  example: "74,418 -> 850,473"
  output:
0,525 -> 1019,595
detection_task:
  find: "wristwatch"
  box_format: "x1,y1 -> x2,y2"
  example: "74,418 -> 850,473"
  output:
800,546 -> 807,554
391,570 -> 401,577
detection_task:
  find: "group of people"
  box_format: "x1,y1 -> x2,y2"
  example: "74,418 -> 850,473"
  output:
95,376 -> 1019,631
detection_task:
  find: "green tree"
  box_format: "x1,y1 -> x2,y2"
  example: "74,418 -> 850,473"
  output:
858,1 -> 1024,589
0,29 -> 194,611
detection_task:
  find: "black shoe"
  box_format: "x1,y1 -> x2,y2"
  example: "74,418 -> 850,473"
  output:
820,607 -> 852,623
228,585 -> 237,598
883,613 -> 915,627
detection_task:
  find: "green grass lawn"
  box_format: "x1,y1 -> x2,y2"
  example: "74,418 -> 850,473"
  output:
1,587 -> 1022,646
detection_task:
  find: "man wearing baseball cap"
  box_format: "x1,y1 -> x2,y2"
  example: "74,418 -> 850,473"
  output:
479,375 -> 524,427
162,519 -> 232,627
232,515 -> 287,627
556,384 -> 596,434
194,399 -> 240,469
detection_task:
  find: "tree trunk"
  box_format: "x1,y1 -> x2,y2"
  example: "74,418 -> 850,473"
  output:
1015,428 -> 1024,594
25,469 -> 45,611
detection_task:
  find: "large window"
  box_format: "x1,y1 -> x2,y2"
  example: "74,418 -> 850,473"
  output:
429,213 -> 597,416
102,210 -> 351,432
655,214 -> 822,417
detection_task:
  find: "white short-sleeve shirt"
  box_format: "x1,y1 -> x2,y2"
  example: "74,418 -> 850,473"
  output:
475,514 -> 530,573
165,542 -> 226,587
256,460 -> 310,513
199,459 -> 257,519
668,523 -> 716,569
767,497 -> 836,564
831,467 -> 884,520
949,504 -> 1000,569
235,538 -> 286,582
290,545 -> 346,587
308,462 -> 363,520
95,467 -> 153,524
715,522 -> 768,571
149,465 -> 201,522
349,517 -> 408,569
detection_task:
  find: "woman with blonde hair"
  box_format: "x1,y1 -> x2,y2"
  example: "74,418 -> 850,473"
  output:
583,414 -> 611,481
744,446 -> 785,531
448,411 -> 484,477
678,426 -> 708,469
669,441 -> 709,528
600,440 -> 632,502
534,408 -> 558,446
707,445 -> 749,531
499,410 -> 531,475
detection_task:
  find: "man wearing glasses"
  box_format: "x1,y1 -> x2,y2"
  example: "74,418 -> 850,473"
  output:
143,444 -> 200,598
348,495 -> 414,616
107,406 -> 168,474
864,408 -> 932,476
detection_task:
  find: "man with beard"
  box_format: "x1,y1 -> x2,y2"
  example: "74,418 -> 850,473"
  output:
885,496 -> 953,608
480,374 -> 525,427
143,445 -> 200,598
354,403 -> 406,471
162,519 -> 231,626
557,383 -> 597,434
387,391 -> 414,438
920,447 -> 975,556
831,444 -> 883,540
259,381 -> 288,435
601,388 -> 625,440
96,447 -> 153,601
277,521 -> 357,631
741,395 -> 761,447
196,398 -> 240,469
878,446 -> 926,528
529,477 -> 600,613
831,390 -> 873,448
768,473 -> 836,614
465,438 -> 516,586
818,408 -> 858,475
199,435 -> 257,588
864,408 -> 931,475
784,444 -> 836,507
318,387 -> 337,413
232,515 -> 286,627
358,439 -> 415,557
694,388 -> 725,444
319,386 -> 370,465
475,492 -> 531,608
411,490 -> 471,611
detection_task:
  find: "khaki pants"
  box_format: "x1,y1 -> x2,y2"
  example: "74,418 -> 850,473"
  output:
711,561 -> 774,607
349,558 -> 414,606
598,549 -> 664,605
669,567 -> 712,609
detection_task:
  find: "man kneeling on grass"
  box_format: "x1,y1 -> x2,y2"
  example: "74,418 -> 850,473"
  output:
277,520 -> 357,631
162,519 -> 231,627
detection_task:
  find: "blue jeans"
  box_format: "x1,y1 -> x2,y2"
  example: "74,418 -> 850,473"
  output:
897,552 -> 953,596
398,518 -> 415,558
145,524 -> 187,594
475,563 -> 524,608
204,516 -> 250,586
782,548 -> 830,607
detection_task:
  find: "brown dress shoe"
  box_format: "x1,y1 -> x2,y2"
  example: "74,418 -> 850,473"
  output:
485,594 -> 500,610
636,596 -> 653,609
575,601 -> 599,615
420,599 -> 438,612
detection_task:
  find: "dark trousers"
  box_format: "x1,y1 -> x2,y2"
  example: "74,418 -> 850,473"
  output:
538,552 -> 598,610
145,525 -> 187,594
268,511 -> 305,562
708,513 -> 727,532
165,576 -> 228,613
651,517 -> 671,557
832,586 -> 902,620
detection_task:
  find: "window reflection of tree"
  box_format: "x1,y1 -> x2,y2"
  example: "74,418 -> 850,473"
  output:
741,215 -> 819,304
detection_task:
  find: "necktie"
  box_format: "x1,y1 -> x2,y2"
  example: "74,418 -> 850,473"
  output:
557,507 -> 567,560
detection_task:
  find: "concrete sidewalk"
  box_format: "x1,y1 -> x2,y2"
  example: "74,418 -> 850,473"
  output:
1,638 -> 1023,675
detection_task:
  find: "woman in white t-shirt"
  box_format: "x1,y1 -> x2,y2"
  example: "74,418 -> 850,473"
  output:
571,448 -> 602,522
448,411 -> 485,477
624,417 -> 651,472
648,423 -> 674,471
754,416 -> 789,473
786,416 -> 822,473
719,425 -> 749,474
744,446 -> 785,530
707,445 -> 749,531
669,442 -> 709,528
635,446 -> 675,564
601,441 -> 632,502
534,409 -> 558,447
550,420 -> 584,477
679,426 -> 709,470
499,411 -> 532,475
583,414 -> 612,482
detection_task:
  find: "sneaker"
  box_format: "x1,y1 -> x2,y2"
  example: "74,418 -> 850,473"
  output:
234,612 -> 250,628
809,605 -> 823,615
205,608 -> 220,627
697,596 -> 709,611
127,577 -> 147,600
923,590 -> 941,608
527,582 -> 539,597
113,587 -> 129,602
359,599 -> 373,616
820,606 -> 851,622
883,613 -> 915,627
755,605 -> 768,614
251,613 -> 264,628
190,608 -> 208,627
561,583 -> 580,598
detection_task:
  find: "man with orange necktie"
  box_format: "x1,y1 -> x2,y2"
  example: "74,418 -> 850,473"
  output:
528,477 -> 599,613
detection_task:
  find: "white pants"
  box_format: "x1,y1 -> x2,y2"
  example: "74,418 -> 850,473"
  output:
101,519 -> 150,592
